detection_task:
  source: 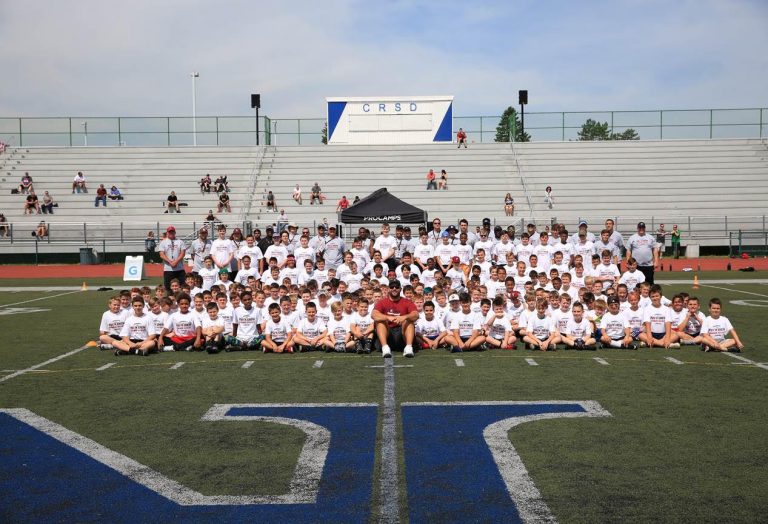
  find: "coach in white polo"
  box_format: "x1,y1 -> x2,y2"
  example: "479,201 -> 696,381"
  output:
626,221 -> 660,284
159,226 -> 187,290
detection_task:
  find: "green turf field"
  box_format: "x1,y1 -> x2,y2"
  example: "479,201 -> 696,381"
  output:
1,279 -> 767,522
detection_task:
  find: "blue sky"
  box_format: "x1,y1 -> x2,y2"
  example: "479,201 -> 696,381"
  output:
0,0 -> 765,118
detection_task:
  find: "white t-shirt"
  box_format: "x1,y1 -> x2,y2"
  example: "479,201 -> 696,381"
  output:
416,316 -> 444,339
600,311 -> 629,339
210,238 -> 236,268
420,269 -> 439,288
148,311 -> 168,336
624,307 -> 645,334
264,245 -> 289,267
565,317 -> 592,339
232,306 -> 262,338
445,268 -> 466,290
550,309 -> 573,334
293,246 -> 316,267
643,304 -> 671,334
216,304 -> 235,334
315,304 -> 332,324
202,315 -> 224,332
484,312 -> 512,340
701,315 -> 734,342
279,266 -> 300,285
374,235 -> 397,260
235,267 -> 260,286
163,310 -> 200,338
295,317 -> 326,339
413,244 -> 435,266
451,311 -> 480,339
526,315 -> 553,340
533,244 -> 554,271
198,266 -> 218,291
264,316 -> 292,343
326,316 -> 351,342
669,308 -> 687,330
120,314 -> 155,340
596,263 -> 620,291
514,243 -> 535,265
552,242 -> 574,261
99,310 -> 127,336
573,241 -> 596,261
455,244 -> 473,265
619,270 -> 646,292
493,241 -> 515,262
237,244 -> 264,266
350,312 -> 374,334
434,243 -> 457,265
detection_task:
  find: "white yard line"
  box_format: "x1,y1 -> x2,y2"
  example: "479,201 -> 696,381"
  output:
313,360 -> 323,369
242,361 -> 254,369
455,358 -> 465,367
0,345 -> 88,383
701,284 -> 768,298
379,358 -> 399,524
722,352 -> 768,371
96,362 -> 116,371
525,358 -> 538,366
593,357 -> 610,366
0,286 -> 85,292
665,357 -> 684,365
169,362 -> 186,370
0,289 -> 81,307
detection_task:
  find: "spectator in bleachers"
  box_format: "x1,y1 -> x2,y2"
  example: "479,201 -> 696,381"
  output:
292,184 -> 303,205
24,190 -> 40,214
0,213 -> 9,238
72,171 -> 87,193
0,141 -> 7,154
204,210 -> 220,231
426,169 -> 437,190
17,172 -> 33,194
217,191 -> 231,213
166,191 -> 180,213
266,190 -> 277,212
456,128 -> 468,148
438,169 -> 448,190
353,195 -> 360,205
544,185 -> 554,209
336,195 -> 350,212
108,185 -> 124,201
214,175 -> 229,193
277,209 -> 289,233
504,193 -> 515,216
310,182 -> 323,205
34,221 -> 48,238
199,174 -> 212,193
41,191 -> 55,214
95,184 -> 108,207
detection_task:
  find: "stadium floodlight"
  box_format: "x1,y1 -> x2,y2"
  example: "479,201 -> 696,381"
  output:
191,72 -> 200,146
81,121 -> 88,147
519,90 -> 528,138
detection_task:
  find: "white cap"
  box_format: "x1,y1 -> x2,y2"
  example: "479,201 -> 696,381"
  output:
448,294 -> 460,302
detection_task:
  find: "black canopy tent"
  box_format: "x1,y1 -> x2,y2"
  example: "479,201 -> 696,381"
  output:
339,188 -> 428,225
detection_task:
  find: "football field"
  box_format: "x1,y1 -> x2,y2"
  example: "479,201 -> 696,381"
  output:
1,278 -> 767,523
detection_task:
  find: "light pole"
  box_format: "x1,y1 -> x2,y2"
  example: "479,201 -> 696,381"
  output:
81,121 -> 88,146
191,72 -> 199,146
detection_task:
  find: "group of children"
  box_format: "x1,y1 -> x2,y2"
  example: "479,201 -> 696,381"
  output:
97,221 -> 745,356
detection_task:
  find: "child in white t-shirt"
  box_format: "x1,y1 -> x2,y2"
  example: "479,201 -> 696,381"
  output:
159,293 -> 202,351
599,297 -> 634,349
560,302 -> 596,350
450,293 -> 484,353
113,297 -> 156,356
416,300 -> 450,350
324,302 -> 354,353
522,298 -> 559,351
293,302 -> 328,352
675,295 -> 704,346
201,302 -> 226,353
198,256 -> 219,291
262,303 -> 295,353
641,285 -> 671,348
98,296 -> 128,350
618,257 -> 645,292
228,291 -> 264,350
350,298 -> 375,353
700,298 -> 744,352
484,296 -> 516,349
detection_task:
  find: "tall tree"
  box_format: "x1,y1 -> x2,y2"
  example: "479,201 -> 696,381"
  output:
495,106 -> 530,142
578,119 -> 639,141
321,121 -> 328,145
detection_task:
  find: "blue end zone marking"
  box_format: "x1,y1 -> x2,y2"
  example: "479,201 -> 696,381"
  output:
327,102 -> 346,142
402,403 -> 587,523
0,407 -> 377,522
433,102 -> 453,142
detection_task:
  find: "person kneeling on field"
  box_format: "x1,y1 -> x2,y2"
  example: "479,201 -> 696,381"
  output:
226,291 -> 264,351
158,294 -> 203,351
114,297 -> 157,356
371,279 -> 418,358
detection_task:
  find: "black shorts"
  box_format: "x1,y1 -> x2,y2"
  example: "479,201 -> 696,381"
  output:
108,334 -> 121,341
377,326 -> 406,352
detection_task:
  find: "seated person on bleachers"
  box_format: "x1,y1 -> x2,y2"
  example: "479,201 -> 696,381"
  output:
24,190 -> 40,214
166,191 -> 180,213
266,190 -> 277,212
95,184 -> 108,207
199,174 -> 212,193
34,221 -> 48,238
72,171 -> 87,193
0,213 -> 10,237
311,182 -> 323,205
41,191 -> 55,214
0,141 -> 7,154
217,192 -> 231,213
108,185 -> 124,200
18,173 -> 33,194
214,175 -> 229,193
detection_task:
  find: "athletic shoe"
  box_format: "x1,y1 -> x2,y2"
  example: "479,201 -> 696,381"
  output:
638,341 -> 648,348
355,341 -> 364,354
626,343 -> 638,350
403,345 -> 414,358
114,349 -> 123,356
669,342 -> 681,349
727,347 -> 743,353
325,345 -> 334,353
285,347 -> 294,354
364,339 -> 373,354
162,345 -> 175,352
334,342 -> 346,353
702,344 -> 712,352
138,349 -> 149,356
100,343 -> 114,351
478,343 -> 488,351
382,345 -> 392,358
451,345 -> 463,353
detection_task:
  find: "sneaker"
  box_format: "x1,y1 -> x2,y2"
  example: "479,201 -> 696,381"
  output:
138,349 -> 149,356
355,341 -> 364,354
639,341 -> 648,348
702,344 -> 712,352
626,343 -> 638,350
364,339 -> 373,354
114,349 -> 123,356
403,345 -> 414,358
382,345 -> 392,358
325,345 -> 333,353
334,341 -> 346,353
100,343 -> 114,351
478,343 -> 488,351
669,342 -> 681,349
451,345 -> 463,353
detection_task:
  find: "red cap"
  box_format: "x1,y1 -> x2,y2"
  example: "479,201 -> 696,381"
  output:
451,256 -> 460,263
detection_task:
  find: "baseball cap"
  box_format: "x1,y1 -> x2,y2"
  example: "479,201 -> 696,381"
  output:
451,256 -> 460,264
607,296 -> 619,305
317,289 -> 329,297
288,222 -> 298,228
578,220 -> 588,227
637,222 -> 646,229
286,254 -> 295,259
219,268 -> 229,275
198,227 -> 208,234
329,225 -> 337,230
423,287 -> 433,294
441,230 -> 450,238
166,226 -> 176,232
448,294 -> 460,302
389,279 -> 402,288
511,291 -> 521,300
482,217 -> 491,226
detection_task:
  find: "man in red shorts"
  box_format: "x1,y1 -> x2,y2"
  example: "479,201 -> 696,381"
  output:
372,279 -> 418,358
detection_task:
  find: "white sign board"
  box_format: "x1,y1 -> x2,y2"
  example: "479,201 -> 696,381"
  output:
123,256 -> 145,281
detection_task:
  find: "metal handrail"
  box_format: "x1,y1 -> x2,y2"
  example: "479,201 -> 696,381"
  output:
508,142 -> 535,221
238,145 -> 268,223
